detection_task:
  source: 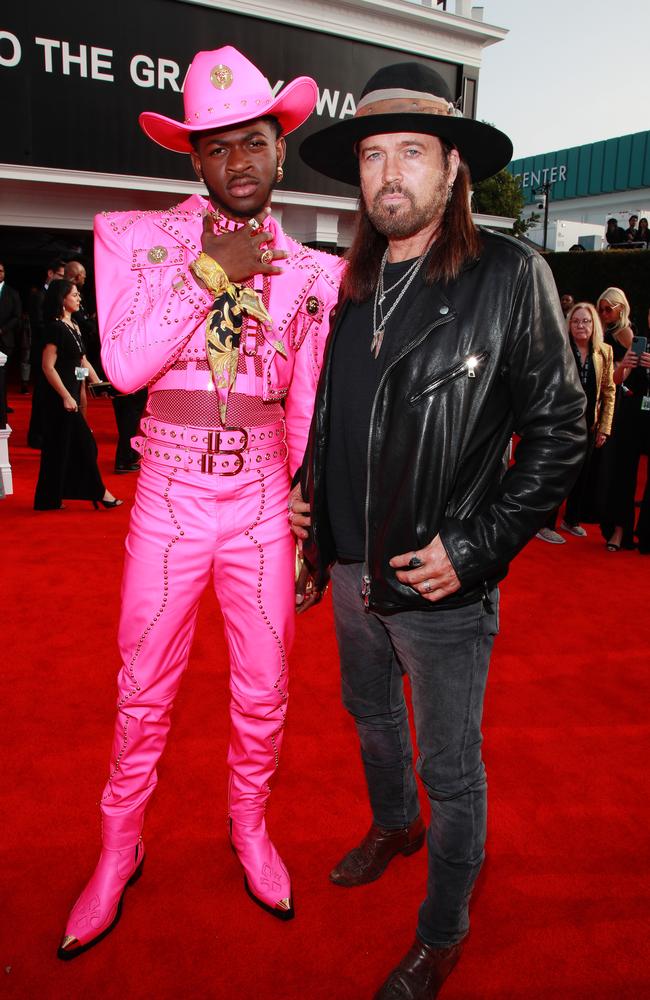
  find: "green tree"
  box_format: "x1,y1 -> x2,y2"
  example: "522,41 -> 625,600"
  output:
472,169 -> 538,237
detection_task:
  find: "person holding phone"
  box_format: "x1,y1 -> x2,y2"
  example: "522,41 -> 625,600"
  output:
597,288 -> 650,551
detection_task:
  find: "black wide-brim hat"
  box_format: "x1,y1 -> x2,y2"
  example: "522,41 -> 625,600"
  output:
300,62 -> 513,185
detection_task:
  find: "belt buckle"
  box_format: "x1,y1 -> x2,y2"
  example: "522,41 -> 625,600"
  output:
220,452 -> 244,476
201,426 -> 248,475
200,451 -> 245,475
221,426 -> 249,451
206,429 -> 221,453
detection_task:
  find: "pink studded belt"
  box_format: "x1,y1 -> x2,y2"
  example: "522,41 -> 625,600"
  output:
133,417 -> 287,476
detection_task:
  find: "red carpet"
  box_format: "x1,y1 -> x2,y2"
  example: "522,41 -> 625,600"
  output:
2,394 -> 649,999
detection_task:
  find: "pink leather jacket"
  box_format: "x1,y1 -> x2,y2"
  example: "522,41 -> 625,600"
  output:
94,194 -> 344,474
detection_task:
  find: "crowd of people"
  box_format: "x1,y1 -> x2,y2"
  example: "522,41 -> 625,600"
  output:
605,214 -> 650,247
537,285 -> 650,552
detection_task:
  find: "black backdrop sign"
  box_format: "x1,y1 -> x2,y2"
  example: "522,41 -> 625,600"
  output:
0,0 -> 465,196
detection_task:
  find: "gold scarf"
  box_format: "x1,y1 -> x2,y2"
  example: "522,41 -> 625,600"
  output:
206,284 -> 272,423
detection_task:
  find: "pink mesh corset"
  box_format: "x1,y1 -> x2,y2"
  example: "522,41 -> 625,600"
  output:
147,390 -> 283,428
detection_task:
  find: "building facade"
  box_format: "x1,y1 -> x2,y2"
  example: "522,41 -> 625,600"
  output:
509,130 -> 650,236
0,0 -> 508,278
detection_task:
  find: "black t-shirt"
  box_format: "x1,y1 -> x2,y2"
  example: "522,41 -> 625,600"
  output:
325,257 -> 427,561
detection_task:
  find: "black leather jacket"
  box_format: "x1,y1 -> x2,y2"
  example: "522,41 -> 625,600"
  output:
301,230 -> 587,612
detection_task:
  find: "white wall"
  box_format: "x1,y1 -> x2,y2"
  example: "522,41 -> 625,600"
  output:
525,220 -> 605,252
524,189 -> 650,229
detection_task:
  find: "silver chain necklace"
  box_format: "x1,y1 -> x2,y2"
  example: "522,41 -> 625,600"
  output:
371,249 -> 428,359
378,253 -> 423,303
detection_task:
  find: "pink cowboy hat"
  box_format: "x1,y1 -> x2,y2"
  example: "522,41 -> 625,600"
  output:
139,46 -> 318,153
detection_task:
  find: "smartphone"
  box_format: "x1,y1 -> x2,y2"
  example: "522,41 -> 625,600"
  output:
631,336 -> 648,356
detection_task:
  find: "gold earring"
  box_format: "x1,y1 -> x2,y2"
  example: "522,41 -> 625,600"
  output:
276,166 -> 284,183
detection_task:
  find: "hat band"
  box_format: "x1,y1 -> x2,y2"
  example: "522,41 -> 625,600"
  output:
355,87 -> 456,119
183,93 -> 273,126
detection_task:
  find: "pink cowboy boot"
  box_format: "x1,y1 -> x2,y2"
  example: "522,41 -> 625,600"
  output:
227,725 -> 294,921
229,812 -> 293,921
57,814 -> 145,959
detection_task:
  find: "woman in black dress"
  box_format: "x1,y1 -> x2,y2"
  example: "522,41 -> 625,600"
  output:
596,287 -> 649,551
34,279 -> 122,511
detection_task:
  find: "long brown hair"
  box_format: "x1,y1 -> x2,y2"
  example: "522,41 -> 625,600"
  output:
341,150 -> 481,304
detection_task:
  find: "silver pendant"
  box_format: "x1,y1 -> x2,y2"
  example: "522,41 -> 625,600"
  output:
370,328 -> 384,358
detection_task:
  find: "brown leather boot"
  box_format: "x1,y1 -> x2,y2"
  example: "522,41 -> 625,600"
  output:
329,815 -> 425,887
373,935 -> 463,999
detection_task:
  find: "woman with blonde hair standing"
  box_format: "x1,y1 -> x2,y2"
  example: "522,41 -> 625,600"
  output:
596,287 -> 650,551
537,302 -> 615,542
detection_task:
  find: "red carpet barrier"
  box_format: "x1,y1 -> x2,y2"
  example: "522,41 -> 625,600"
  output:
2,395 -> 649,998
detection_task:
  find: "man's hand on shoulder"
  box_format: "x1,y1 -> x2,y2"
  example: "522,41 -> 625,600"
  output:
390,535 -> 461,603
199,213 -> 288,284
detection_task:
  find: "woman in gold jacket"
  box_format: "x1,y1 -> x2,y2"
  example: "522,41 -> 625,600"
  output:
537,301 -> 615,542
562,301 -> 616,533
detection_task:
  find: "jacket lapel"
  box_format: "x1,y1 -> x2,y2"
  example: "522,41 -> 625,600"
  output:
151,194 -> 205,249
379,280 -> 455,371
593,346 -> 603,388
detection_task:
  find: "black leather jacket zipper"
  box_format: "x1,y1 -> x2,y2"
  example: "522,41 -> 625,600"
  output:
408,350 -> 489,405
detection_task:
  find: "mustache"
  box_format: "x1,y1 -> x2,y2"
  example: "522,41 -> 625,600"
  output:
226,174 -> 258,189
373,183 -> 414,203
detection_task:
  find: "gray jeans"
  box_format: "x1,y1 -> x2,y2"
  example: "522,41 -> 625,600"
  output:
330,561 -> 499,947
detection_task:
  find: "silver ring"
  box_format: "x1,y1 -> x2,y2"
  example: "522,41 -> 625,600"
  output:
423,580 -> 433,593
260,249 -> 274,265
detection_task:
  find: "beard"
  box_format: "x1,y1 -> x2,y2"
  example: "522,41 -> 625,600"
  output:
365,175 -> 448,238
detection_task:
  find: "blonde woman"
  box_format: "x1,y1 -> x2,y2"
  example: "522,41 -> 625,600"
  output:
537,302 -> 615,542
596,287 -> 650,550
596,287 -> 634,385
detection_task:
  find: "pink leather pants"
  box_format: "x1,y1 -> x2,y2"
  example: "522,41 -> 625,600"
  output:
99,454 -> 294,846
